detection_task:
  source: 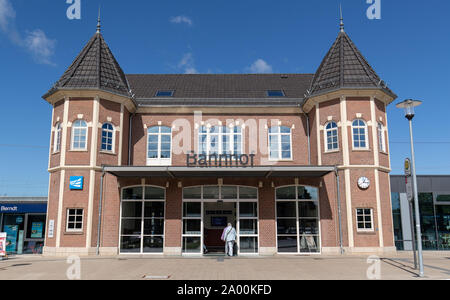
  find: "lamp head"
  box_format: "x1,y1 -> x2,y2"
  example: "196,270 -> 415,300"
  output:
396,99 -> 422,121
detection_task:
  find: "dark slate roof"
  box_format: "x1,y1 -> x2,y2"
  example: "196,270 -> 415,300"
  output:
308,31 -> 396,98
127,74 -> 313,103
43,32 -> 131,98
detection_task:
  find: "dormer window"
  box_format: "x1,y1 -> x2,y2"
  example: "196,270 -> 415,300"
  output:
155,90 -> 174,97
267,90 -> 285,97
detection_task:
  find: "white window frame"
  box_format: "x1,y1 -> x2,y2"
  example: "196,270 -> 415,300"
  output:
198,125 -> 243,157
275,185 -> 321,255
324,121 -> 339,152
101,123 -> 115,153
356,208 -> 374,232
71,120 -> 88,151
53,122 -> 62,153
268,126 -> 293,161
378,122 -> 386,153
119,185 -> 166,255
147,126 -> 172,166
66,208 -> 84,232
352,119 -> 369,150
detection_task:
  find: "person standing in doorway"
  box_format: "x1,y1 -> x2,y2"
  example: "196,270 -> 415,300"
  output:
221,223 -> 237,257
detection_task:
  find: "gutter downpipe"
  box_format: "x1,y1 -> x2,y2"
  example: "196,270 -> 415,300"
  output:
128,113 -> 135,166
335,167 -> 344,255
304,109 -> 311,165
96,170 -> 106,256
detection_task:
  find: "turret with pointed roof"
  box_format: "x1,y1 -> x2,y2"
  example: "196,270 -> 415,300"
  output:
43,18 -> 131,99
305,20 -> 396,101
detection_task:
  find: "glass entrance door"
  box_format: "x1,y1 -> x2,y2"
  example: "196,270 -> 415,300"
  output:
182,185 -> 259,256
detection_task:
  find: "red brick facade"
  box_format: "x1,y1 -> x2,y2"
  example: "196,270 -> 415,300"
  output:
42,92 -> 396,256
42,28 -> 397,257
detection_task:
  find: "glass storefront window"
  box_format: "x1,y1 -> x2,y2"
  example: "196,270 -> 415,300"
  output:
0,214 -> 45,255
183,237 -> 201,253
239,202 -> 257,218
436,195 -> 450,203
239,219 -> 257,235
145,187 -> 165,200
221,186 -> 238,199
121,219 -> 142,235
120,236 -> 141,253
277,202 -> 296,218
121,202 -> 142,218
144,202 -> 164,218
391,193 -> 404,250
239,187 -> 257,199
122,187 -> 143,200
183,202 -> 201,218
277,236 -> 298,253
277,219 -> 297,234
183,219 -> 201,235
298,202 -> 318,218
143,236 -> 163,253
436,205 -> 450,250
183,187 -> 202,199
298,186 -> 318,200
276,185 -> 320,254
239,237 -> 258,253
203,186 -> 220,199
276,186 -> 296,200
416,193 -> 437,250
2,214 -> 25,254
120,186 -> 165,254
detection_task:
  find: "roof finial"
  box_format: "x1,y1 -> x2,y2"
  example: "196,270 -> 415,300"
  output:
339,4 -> 345,32
96,6 -> 101,33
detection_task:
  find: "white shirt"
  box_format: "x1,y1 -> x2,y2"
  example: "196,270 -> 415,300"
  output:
224,226 -> 237,242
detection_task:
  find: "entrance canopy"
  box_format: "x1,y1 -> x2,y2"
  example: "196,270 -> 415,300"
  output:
103,166 -> 336,178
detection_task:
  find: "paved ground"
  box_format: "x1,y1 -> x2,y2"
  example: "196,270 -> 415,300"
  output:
0,252 -> 449,280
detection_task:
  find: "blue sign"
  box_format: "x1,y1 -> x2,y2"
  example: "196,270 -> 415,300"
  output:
70,176 -> 84,190
0,203 -> 47,214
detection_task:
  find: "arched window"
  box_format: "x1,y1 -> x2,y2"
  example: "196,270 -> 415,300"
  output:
72,120 -> 88,150
147,126 -> 172,165
54,123 -> 62,153
101,123 -> 114,152
198,126 -> 243,156
325,121 -> 339,152
352,119 -> 368,149
269,126 -> 292,160
378,122 -> 386,152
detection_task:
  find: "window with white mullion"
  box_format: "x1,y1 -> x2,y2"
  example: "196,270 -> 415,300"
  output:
147,126 -> 172,164
378,123 -> 386,152
269,126 -> 292,161
199,126 -> 242,156
71,120 -> 88,150
101,123 -> 114,152
54,123 -> 62,153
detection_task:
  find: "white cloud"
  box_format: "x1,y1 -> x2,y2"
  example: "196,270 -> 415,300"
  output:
178,53 -> 198,74
247,59 -> 273,74
170,15 -> 193,26
24,30 -> 56,65
0,0 -> 56,65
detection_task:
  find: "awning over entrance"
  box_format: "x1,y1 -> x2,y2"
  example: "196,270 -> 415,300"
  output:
103,166 -> 336,178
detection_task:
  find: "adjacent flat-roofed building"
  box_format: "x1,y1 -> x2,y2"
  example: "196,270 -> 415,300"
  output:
42,19 -> 398,256
391,175 -> 450,251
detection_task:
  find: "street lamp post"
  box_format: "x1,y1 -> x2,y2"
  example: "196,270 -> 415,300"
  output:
396,99 -> 424,277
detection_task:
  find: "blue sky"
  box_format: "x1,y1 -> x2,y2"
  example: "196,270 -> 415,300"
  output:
0,0 -> 449,196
